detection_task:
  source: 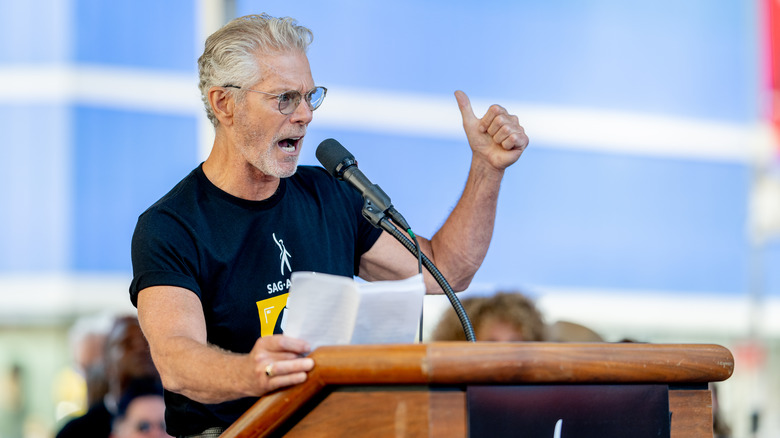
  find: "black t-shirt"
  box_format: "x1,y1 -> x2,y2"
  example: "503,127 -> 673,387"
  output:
130,164 -> 382,436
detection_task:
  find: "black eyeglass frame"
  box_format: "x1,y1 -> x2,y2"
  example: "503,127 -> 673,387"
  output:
223,84 -> 327,115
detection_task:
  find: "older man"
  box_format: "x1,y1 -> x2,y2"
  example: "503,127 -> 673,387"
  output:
130,13 -> 527,437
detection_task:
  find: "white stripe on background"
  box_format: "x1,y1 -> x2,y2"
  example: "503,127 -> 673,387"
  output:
316,87 -> 762,164
423,286 -> 780,341
0,66 -> 763,163
1,273 -> 776,340
0,65 -> 202,114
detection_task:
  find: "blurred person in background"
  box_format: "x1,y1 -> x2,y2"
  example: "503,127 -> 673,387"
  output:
57,315 -> 159,438
431,291 -> 546,342
54,314 -> 114,425
84,362 -> 110,415
69,313 -> 113,410
0,363 -> 26,438
69,313 -> 114,380
110,377 -> 171,438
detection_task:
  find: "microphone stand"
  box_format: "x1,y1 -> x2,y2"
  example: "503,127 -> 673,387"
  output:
362,199 -> 476,342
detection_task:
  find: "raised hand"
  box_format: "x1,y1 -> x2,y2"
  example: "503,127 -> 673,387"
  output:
455,90 -> 528,171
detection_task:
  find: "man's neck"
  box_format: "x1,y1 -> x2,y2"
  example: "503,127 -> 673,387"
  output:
202,143 -> 280,201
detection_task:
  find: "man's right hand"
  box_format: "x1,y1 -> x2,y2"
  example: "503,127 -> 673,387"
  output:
250,335 -> 314,393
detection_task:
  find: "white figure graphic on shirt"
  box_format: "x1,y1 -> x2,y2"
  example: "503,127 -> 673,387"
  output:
273,233 -> 292,275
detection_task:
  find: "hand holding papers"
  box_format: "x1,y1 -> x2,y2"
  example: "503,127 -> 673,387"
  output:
283,272 -> 426,351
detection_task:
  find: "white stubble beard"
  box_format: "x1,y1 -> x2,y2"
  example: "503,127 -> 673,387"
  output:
235,114 -> 300,179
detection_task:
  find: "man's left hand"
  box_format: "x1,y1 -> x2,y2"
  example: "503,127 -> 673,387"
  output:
455,90 -> 528,171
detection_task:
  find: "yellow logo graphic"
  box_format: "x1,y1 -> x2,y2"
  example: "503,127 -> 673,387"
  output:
257,293 -> 289,337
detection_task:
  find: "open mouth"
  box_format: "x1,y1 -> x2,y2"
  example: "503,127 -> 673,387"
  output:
278,137 -> 302,153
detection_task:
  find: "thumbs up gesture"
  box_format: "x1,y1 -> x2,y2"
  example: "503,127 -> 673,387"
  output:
455,90 -> 528,171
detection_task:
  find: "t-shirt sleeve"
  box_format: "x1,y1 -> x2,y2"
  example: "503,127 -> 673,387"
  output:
129,208 -> 202,307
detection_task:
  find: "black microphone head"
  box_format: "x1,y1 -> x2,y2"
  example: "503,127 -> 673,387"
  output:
316,138 -> 355,177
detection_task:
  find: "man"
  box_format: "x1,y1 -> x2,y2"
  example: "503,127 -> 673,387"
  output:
110,378 -> 171,438
130,13 -> 528,437
57,316 -> 159,438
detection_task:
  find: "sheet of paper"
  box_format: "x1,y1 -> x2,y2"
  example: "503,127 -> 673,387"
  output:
350,274 -> 426,344
283,271 -> 360,350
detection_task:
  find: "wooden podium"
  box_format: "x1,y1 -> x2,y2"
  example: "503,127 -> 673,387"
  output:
221,343 -> 734,438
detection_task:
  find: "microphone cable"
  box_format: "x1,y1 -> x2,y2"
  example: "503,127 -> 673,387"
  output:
379,217 -> 476,342
407,229 -> 423,275
406,227 -> 423,341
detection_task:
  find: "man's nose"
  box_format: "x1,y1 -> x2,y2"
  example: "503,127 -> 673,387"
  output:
289,98 -> 313,124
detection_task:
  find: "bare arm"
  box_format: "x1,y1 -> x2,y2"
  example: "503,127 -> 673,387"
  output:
136,286 -> 314,404
359,90 -> 528,293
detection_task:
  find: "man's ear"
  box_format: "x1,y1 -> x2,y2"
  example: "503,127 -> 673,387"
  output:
208,86 -> 236,126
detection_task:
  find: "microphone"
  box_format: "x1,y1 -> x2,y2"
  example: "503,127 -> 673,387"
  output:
316,138 -> 410,230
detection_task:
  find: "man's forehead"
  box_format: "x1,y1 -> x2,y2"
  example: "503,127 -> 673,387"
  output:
255,50 -> 313,85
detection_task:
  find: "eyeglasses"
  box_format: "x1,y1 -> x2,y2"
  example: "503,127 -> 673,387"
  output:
135,420 -> 166,433
224,85 -> 327,115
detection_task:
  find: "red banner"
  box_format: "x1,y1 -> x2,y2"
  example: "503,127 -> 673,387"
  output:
766,0 -> 780,151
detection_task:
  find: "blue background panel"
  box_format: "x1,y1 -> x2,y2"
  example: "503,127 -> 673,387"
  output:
71,106 -> 199,271
73,0 -> 197,71
300,127 -> 752,294
245,0 -> 757,122
487,148 -> 751,294
0,0 -> 70,63
0,104 -> 70,271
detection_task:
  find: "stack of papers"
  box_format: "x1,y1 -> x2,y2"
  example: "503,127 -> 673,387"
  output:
283,272 -> 426,350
